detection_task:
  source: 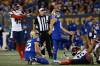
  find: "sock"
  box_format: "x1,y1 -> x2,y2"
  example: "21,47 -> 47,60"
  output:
16,44 -> 24,60
21,44 -> 25,60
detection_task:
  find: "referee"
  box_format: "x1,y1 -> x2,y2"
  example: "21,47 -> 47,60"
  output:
34,8 -> 52,58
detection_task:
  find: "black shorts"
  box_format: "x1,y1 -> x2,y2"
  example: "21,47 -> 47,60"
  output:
13,31 -> 25,44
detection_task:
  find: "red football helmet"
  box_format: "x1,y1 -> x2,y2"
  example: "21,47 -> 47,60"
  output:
71,46 -> 80,56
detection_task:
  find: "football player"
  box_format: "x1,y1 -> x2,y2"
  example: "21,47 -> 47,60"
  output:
49,3 -> 75,62
24,29 -> 49,65
58,47 -> 93,65
73,29 -> 84,49
9,4 -> 26,60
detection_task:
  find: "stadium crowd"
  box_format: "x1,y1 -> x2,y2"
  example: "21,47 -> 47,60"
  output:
0,0 -> 100,15
0,0 -> 100,65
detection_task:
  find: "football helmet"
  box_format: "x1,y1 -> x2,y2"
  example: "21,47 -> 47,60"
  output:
71,46 -> 80,56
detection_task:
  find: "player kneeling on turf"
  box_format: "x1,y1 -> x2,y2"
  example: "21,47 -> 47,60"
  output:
58,46 -> 93,65
24,30 -> 49,65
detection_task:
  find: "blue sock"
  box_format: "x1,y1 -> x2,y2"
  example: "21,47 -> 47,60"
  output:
53,40 -> 59,60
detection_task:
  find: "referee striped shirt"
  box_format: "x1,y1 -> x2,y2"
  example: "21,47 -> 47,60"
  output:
34,15 -> 50,32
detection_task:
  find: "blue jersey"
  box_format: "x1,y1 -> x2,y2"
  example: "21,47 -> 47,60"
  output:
80,24 -> 88,35
84,20 -> 93,33
61,23 -> 70,40
68,23 -> 78,31
52,16 -> 62,40
24,38 -> 40,61
73,32 -> 83,46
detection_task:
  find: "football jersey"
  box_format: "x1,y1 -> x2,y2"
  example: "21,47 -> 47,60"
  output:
68,23 -> 78,31
73,49 -> 88,59
51,16 -> 62,40
80,24 -> 88,35
25,38 -> 40,52
24,38 -> 40,60
84,20 -> 93,33
73,32 -> 83,46
10,10 -> 23,31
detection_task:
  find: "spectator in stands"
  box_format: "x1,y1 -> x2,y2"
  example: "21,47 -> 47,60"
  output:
73,29 -> 84,49
93,19 -> 100,37
61,20 -> 71,55
0,25 -> 4,49
38,0 -> 49,8
22,9 -> 34,43
80,19 -> 88,50
68,19 -> 78,32
67,18 -> 78,48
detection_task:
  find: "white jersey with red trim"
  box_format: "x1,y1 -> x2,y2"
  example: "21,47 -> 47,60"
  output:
10,10 -> 23,31
73,49 -> 88,59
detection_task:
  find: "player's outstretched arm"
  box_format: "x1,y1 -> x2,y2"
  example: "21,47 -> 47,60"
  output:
61,26 -> 74,35
58,59 -> 72,65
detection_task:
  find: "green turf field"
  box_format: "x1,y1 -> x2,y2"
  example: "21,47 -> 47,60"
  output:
0,50 -> 100,66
